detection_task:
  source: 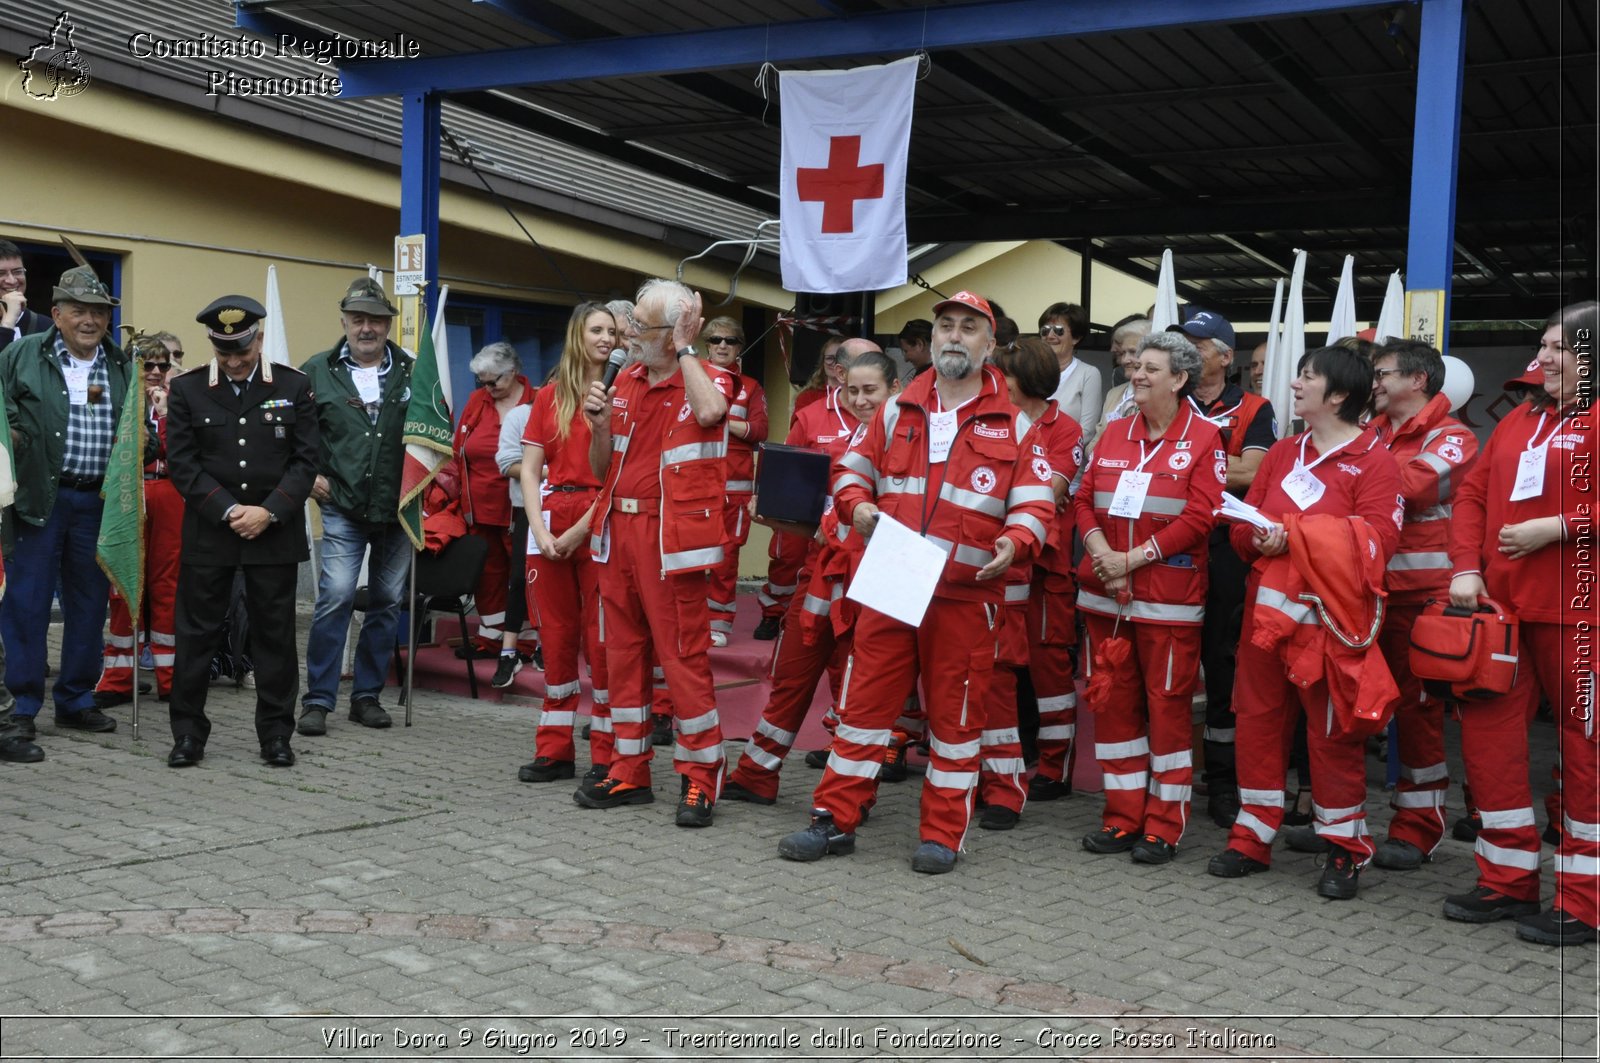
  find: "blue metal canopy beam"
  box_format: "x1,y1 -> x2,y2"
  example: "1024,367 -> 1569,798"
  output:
332,0 -> 1398,98
400,91 -> 442,322
1405,0 -> 1467,351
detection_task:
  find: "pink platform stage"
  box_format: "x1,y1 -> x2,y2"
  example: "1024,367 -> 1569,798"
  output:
405,596 -> 1101,790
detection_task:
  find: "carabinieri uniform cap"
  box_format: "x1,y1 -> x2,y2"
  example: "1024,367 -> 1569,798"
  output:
196,295 -> 266,353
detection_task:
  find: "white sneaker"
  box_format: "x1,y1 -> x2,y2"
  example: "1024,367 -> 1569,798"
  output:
238,671 -> 256,690
709,630 -> 728,648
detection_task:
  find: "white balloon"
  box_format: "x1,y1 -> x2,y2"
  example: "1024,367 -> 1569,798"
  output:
1441,355 -> 1475,411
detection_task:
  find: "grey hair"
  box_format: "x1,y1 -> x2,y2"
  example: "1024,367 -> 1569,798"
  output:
635,279 -> 695,327
606,298 -> 634,321
1111,317 -> 1152,346
1138,331 -> 1203,395
468,340 -> 520,377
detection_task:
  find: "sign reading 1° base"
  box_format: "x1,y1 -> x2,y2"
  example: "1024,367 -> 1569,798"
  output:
394,233 -> 426,352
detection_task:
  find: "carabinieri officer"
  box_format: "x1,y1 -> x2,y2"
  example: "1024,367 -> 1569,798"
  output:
163,295 -> 318,768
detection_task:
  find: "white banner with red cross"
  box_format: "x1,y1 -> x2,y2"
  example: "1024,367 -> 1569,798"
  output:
779,56 -> 917,294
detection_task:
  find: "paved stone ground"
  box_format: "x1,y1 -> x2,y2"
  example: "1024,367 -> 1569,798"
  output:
0,606 -> 1595,1062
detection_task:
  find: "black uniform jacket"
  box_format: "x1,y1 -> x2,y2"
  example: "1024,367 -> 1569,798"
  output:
165,357 -> 320,566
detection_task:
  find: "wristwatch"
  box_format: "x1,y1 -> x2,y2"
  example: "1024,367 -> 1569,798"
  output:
677,345 -> 698,359
1141,544 -> 1159,563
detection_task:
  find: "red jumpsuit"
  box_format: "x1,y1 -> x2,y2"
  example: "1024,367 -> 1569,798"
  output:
590,360 -> 733,794
521,386 -> 609,766
1075,408 -> 1225,846
979,404 -> 1082,814
1224,430 -> 1403,865
709,372 -> 767,637
1449,402 -> 1598,922
454,379 -> 535,651
97,412 -> 182,698
1368,392 -> 1479,854
814,366 -> 1057,850
760,388 -> 853,621
1021,402 -> 1085,788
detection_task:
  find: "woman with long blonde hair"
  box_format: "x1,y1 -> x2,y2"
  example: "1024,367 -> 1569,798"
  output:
515,301 -> 616,783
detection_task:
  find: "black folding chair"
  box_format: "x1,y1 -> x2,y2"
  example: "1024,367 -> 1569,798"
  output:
398,535 -> 490,700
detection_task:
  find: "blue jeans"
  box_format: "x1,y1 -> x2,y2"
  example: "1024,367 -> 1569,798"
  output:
0,487 -> 110,717
302,506 -> 412,711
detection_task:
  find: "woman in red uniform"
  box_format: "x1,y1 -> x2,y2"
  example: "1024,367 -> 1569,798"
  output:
1445,300 -> 1599,945
1076,331 -> 1223,864
515,303 -> 614,782
723,350 -> 901,803
1208,345 -> 1402,898
976,337 -> 1081,829
700,317 -> 768,647
453,343 -> 535,655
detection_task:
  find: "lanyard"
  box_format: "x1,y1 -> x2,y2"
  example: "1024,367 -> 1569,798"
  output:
1525,412 -> 1558,452
1294,432 -> 1354,475
827,386 -> 849,436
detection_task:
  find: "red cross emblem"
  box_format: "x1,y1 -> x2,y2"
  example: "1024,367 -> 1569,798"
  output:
796,135 -> 885,234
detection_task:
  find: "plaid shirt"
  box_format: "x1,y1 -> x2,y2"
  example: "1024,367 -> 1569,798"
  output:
337,342 -> 393,425
56,336 -> 114,479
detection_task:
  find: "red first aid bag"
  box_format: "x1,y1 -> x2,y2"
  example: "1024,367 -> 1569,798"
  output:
1409,598 -> 1520,701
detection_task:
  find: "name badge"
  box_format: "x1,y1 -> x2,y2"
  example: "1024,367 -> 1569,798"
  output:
64,363 -> 90,406
352,366 -> 381,406
1282,466 -> 1326,510
1510,445 -> 1548,502
928,409 -> 958,464
1108,471 -> 1152,518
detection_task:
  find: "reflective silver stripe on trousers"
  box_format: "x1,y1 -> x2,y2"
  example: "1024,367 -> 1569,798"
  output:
1475,837 -> 1541,870
1004,583 -> 1030,604
926,767 -> 977,789
1400,761 -> 1449,784
930,735 -> 981,759
544,680 -> 582,700
1096,737 -> 1150,759
1102,771 -> 1149,790
589,716 -> 614,733
1479,807 -> 1536,829
673,742 -> 723,763
610,705 -> 650,724
756,719 -> 797,746
1037,693 -> 1077,712
677,710 -> 720,735
614,737 -> 652,755
826,751 -> 882,778
663,546 -> 723,570
1077,589 -> 1204,624
803,594 -> 832,616
1314,800 -> 1366,822
1564,814 -> 1600,843
1148,782 -> 1192,802
1412,503 -> 1451,522
745,744 -> 782,771
1150,750 -> 1192,772
1394,791 -> 1446,808
1554,854 -> 1600,876
1316,818 -> 1370,839
1235,809 -> 1276,842
539,710 -> 576,727
981,757 -> 1026,775
1037,724 -> 1075,740
836,724 -> 892,746
1388,551 -> 1452,572
592,688 -> 610,705
980,727 -> 1020,745
1239,788 -> 1284,807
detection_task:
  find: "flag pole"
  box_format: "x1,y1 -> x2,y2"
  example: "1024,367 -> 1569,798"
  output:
405,551 -> 417,726
130,620 -> 140,742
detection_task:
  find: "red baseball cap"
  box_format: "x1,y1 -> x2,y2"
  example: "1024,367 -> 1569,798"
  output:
931,290 -> 996,331
1503,357 -> 1543,390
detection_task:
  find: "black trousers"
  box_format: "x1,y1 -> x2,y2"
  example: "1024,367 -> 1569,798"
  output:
169,562 -> 299,746
506,511 -> 531,635
1201,534 -> 1249,791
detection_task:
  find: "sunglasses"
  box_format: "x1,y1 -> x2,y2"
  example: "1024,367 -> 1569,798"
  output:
706,336 -> 742,346
476,374 -> 508,388
144,361 -> 172,372
1039,325 -> 1068,337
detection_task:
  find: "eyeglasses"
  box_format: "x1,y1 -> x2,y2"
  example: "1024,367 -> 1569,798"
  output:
476,373 -> 508,388
1040,325 -> 1067,337
706,335 -> 741,346
143,361 -> 172,373
625,313 -> 671,333
1372,368 -> 1404,381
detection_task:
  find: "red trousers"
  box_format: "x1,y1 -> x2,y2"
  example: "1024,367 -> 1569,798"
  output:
759,529 -> 809,620
1082,613 -> 1199,846
597,510 -> 724,793
1377,603 -> 1449,853
1459,622 -> 1598,922
1028,571 -> 1079,783
468,524 -> 511,650
978,598 -> 1029,813
707,494 -> 752,636
811,597 -> 998,850
528,539 -> 608,765
727,593 -> 850,800
1225,610 -> 1375,866
97,478 -> 182,696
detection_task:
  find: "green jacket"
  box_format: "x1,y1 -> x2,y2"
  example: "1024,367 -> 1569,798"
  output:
302,338 -> 413,524
0,327 -> 131,526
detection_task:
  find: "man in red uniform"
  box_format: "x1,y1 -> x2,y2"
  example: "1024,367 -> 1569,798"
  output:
577,279 -> 731,827
1363,340 -> 1477,869
95,333 -> 186,705
777,291 -> 1057,874
1172,311 -> 1275,828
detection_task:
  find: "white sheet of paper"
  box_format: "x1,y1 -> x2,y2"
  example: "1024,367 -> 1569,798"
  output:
1510,445 -> 1547,502
928,408 -> 957,463
526,511 -> 554,556
845,513 -> 949,627
352,366 -> 381,406
1218,492 -> 1279,534
64,363 -> 90,406
1282,466 -> 1326,510
1108,471 -> 1152,518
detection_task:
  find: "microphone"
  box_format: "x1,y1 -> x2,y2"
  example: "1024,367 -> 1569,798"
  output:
600,346 -> 629,390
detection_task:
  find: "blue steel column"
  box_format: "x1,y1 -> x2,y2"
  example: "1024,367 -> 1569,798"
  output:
1404,0 -> 1467,355
400,91 -> 442,321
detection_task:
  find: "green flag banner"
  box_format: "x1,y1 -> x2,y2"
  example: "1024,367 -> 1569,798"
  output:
96,360 -> 147,612
398,311 -> 454,550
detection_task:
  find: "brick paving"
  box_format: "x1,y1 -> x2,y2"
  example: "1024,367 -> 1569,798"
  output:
0,606 -> 1594,1061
